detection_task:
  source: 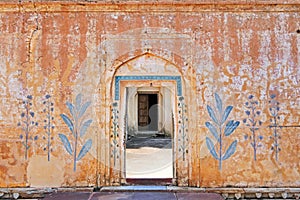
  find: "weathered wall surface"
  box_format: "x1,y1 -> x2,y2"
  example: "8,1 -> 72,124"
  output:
0,1 -> 299,188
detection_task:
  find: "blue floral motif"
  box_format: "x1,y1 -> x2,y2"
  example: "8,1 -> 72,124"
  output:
243,94 -> 263,161
269,94 -> 281,161
42,94 -> 55,161
205,93 -> 239,170
178,96 -> 188,161
111,102 -> 119,166
59,94 -> 93,171
18,95 -> 38,160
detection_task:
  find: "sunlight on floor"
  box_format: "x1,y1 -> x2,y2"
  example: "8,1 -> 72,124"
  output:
126,147 -> 173,178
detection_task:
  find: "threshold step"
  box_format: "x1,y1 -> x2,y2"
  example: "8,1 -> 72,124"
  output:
100,185 -> 168,192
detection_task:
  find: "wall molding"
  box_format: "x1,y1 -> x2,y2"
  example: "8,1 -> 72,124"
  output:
1,3 -> 299,13
114,75 -> 182,100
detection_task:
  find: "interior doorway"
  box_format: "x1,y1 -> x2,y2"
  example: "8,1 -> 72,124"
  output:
125,87 -> 173,182
138,93 -> 158,132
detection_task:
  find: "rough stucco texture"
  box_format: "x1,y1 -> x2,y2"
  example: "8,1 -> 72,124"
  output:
0,2 -> 299,188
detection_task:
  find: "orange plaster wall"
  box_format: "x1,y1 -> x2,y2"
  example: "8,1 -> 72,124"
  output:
0,2 -> 299,187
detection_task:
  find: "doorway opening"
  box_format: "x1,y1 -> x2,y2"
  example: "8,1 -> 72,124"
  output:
125,87 -> 173,183
138,93 -> 158,132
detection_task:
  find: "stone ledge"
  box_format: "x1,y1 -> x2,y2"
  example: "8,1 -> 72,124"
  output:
99,186 -> 300,199
0,188 -> 53,199
0,187 -> 299,199
204,188 -> 300,199
100,186 -> 300,199
0,187 -> 93,199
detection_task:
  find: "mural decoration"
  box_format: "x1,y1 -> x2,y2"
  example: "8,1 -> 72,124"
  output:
111,102 -> 119,167
243,94 -> 263,161
59,94 -> 93,171
178,96 -> 188,161
114,75 -> 182,100
42,94 -> 55,161
205,93 -> 240,170
268,94 -> 282,161
17,95 -> 38,160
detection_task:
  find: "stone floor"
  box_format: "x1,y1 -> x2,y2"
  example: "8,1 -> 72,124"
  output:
1,186 -> 299,199
126,147 -> 173,178
126,133 -> 173,179
43,191 -> 223,200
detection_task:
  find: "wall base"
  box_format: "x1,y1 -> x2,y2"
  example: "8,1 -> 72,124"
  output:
0,187 -> 299,199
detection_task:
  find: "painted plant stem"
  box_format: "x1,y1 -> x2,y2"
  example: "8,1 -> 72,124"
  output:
243,95 -> 263,161
25,102 -> 30,159
74,130 -> 78,171
18,95 -> 38,160
205,93 -> 239,170
43,94 -> 55,161
250,105 -> 257,160
269,94 -> 281,161
178,96 -> 188,161
218,125 -> 222,169
47,107 -> 51,161
59,94 -> 93,171
182,105 -> 186,161
273,117 -> 279,161
111,102 -> 119,166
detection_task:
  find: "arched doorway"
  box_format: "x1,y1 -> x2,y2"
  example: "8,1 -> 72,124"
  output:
108,52 -> 191,186
123,84 -> 176,183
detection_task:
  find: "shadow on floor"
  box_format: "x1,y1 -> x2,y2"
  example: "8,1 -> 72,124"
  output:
126,133 -> 172,149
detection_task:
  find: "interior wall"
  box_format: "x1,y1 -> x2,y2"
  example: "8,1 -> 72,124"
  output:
127,87 -> 138,136
160,87 -> 173,136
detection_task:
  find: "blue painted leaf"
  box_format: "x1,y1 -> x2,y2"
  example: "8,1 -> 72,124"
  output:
224,120 -> 233,135
59,134 -> 73,155
75,94 -> 82,111
222,140 -> 237,160
224,120 -> 240,136
215,93 -> 222,114
207,105 -> 218,124
221,106 -> 233,124
66,102 -> 75,118
206,137 -> 219,160
205,122 -> 220,142
60,114 -> 74,134
80,119 -> 93,137
30,112 -> 34,117
78,101 -> 91,119
77,139 -> 92,161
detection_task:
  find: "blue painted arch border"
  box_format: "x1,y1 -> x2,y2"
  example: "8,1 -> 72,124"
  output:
114,75 -> 182,100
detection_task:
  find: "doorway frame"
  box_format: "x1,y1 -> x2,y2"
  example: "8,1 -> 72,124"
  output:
112,75 -> 183,185
125,87 -> 173,181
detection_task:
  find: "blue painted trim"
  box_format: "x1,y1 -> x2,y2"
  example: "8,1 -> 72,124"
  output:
114,75 -> 182,100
